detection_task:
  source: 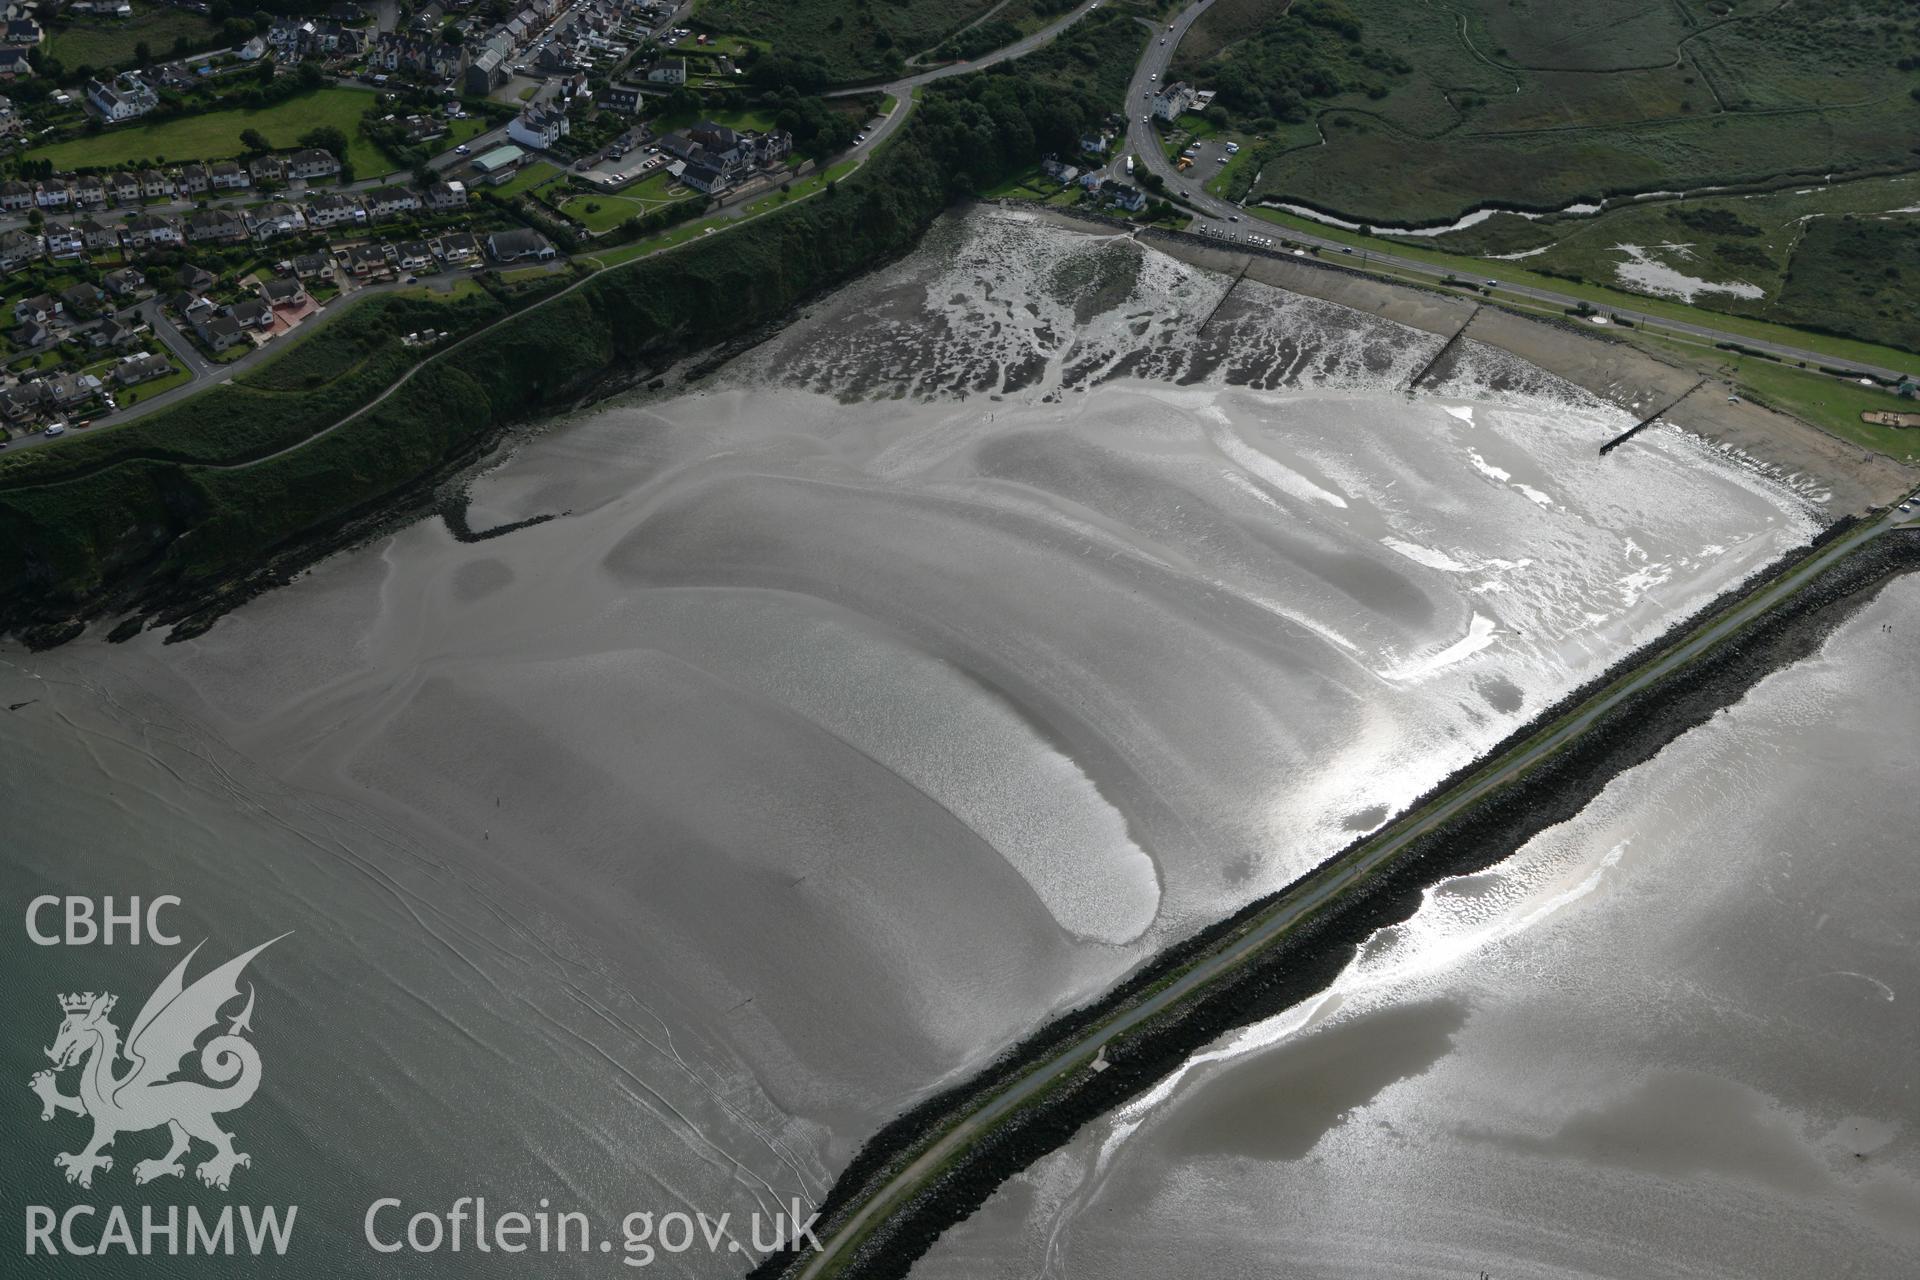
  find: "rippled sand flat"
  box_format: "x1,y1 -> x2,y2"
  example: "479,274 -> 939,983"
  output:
921,577 -> 1920,1280
0,208 -> 1826,1274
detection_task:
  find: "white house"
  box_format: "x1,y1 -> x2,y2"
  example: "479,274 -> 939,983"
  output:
88,74 -> 159,123
507,104 -> 570,151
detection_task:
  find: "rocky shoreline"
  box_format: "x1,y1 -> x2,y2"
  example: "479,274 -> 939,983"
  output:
750,520 -> 1920,1280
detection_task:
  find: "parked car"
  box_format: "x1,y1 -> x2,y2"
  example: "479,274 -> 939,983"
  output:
454,144 -> 471,156
43,423 -> 65,437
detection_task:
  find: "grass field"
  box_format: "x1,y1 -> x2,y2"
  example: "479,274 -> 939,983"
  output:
1180,0 -> 1920,222
491,161 -> 564,200
1719,354 -> 1920,460
27,87 -> 387,174
741,157 -> 858,215
44,8 -> 219,72
648,104 -> 777,134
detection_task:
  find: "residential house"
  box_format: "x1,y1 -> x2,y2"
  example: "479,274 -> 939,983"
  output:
1102,179 -> 1147,212
179,163 -> 210,195
88,74 -> 160,123
12,295 -> 60,326
0,228 -> 40,270
395,240 -> 432,272
123,213 -> 185,251
209,161 -> 250,191
3,17 -> 41,46
10,318 -> 52,350
43,222 -> 84,259
140,168 -> 174,199
71,175 -> 108,208
485,227 -> 555,263
288,148 -> 340,182
109,171 -> 141,205
0,381 -> 48,424
290,252 -> 332,279
176,293 -> 216,326
599,85 -> 642,115
231,298 -> 273,330
364,185 -> 420,220
45,372 -> 104,408
180,265 -> 218,293
346,243 -> 390,277
102,266 -> 147,297
399,112 -> 447,144
507,104 -> 570,152
432,232 -> 478,266
35,182 -> 71,209
0,178 -> 31,211
114,352 -> 174,386
196,314 -> 246,352
186,208 -> 248,244
246,201 -> 307,240
304,191 -> 365,228
425,180 -> 467,211
248,153 -> 287,186
645,58 -> 685,85
74,216 -> 122,252
61,283 -> 106,317
89,311 -> 143,349
260,276 -> 306,307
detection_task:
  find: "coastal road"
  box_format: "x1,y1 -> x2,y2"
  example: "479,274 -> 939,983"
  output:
1119,1 -> 1916,383
786,487 -> 1918,1280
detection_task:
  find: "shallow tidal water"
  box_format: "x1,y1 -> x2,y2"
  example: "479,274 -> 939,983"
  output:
920,576 -> 1920,1280
0,208 -> 1830,1274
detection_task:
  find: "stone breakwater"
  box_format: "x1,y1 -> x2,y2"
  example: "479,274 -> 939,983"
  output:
750,520 -> 1920,1280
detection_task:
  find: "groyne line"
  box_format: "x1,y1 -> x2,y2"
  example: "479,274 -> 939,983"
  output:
1406,304 -> 1482,390
1599,377 -> 1709,454
1194,262 -> 1251,335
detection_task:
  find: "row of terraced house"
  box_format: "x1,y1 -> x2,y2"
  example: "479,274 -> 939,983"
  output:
0,179 -> 470,269
0,150 -> 344,217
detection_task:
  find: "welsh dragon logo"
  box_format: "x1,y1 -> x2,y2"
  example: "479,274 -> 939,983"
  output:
30,936 -> 286,1191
